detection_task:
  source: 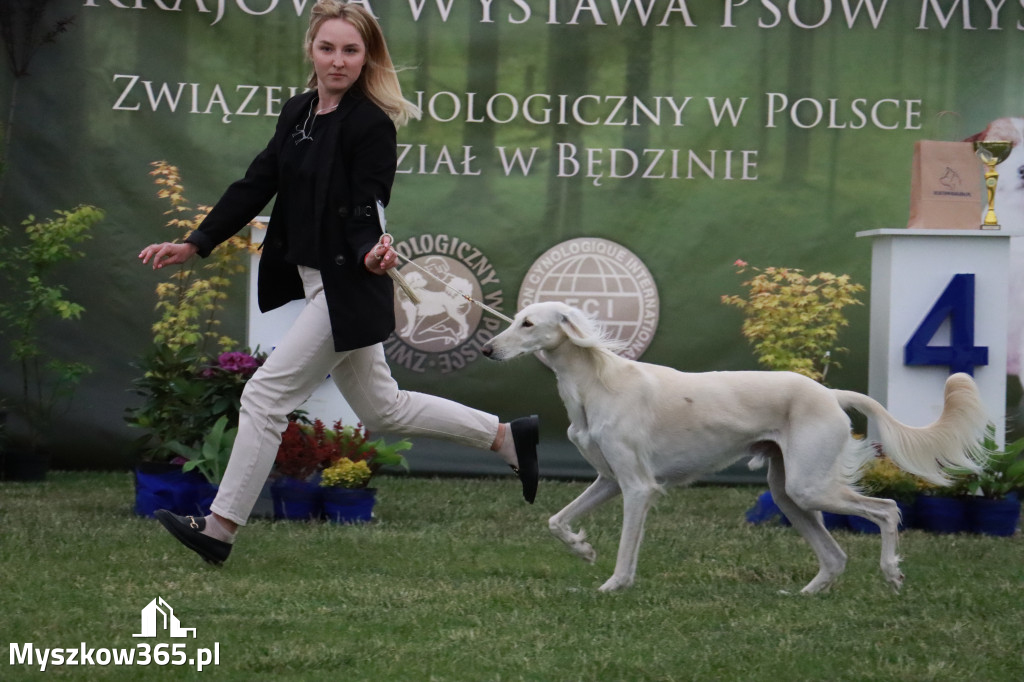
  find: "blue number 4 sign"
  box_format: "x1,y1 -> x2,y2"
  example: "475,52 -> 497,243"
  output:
904,273 -> 988,376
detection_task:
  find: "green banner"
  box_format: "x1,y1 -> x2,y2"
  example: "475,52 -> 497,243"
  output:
1,0 -> 1021,474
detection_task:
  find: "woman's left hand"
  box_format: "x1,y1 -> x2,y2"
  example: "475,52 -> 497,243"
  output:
364,234 -> 397,275
139,241 -> 198,269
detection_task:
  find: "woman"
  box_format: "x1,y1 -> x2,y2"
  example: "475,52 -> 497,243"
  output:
138,1 -> 539,566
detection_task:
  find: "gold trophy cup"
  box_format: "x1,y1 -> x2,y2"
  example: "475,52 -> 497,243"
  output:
974,140 -> 1013,229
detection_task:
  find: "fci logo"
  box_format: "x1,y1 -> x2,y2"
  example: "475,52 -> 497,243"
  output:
519,237 -> 660,360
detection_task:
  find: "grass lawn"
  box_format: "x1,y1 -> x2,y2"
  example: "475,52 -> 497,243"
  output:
1,471 -> 1023,681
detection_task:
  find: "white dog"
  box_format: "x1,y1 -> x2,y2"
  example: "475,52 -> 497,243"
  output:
483,302 -> 989,593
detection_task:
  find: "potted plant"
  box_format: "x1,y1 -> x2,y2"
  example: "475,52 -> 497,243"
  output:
913,471 -> 973,535
0,205 -> 103,480
960,427 -> 1023,537
125,162 -> 262,513
721,260 -> 865,383
320,457 -> 377,524
126,345 -> 263,517
270,418 -> 331,521
319,422 -> 412,524
272,418 -> 411,523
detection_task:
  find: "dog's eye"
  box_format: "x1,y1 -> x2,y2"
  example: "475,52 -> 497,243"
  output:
521,319 -> 534,328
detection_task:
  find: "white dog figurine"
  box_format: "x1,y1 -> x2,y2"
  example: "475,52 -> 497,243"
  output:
483,302 -> 989,594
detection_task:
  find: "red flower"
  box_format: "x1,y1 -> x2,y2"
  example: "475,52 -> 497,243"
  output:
274,421 -> 327,479
274,419 -> 373,480
274,417 -> 410,483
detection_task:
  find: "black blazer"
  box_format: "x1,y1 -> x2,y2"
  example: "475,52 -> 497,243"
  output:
186,89 -> 397,352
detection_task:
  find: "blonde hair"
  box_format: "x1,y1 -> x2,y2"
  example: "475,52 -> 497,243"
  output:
305,1 -> 421,128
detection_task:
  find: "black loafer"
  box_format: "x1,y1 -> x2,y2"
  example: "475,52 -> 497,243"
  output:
509,415 -> 540,504
154,509 -> 232,566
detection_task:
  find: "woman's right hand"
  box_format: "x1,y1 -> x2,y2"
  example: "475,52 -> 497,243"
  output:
139,242 -> 198,269
364,234 -> 397,275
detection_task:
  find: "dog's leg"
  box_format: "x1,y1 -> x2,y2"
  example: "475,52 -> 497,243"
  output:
599,481 -> 658,592
826,489 -> 904,592
549,475 -> 621,564
767,458 -> 848,595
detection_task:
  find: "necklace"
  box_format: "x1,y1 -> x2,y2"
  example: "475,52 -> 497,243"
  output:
292,99 -> 339,145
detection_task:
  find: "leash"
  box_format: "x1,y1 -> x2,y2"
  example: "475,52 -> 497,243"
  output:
381,245 -> 422,305
375,200 -> 514,325
374,200 -> 421,305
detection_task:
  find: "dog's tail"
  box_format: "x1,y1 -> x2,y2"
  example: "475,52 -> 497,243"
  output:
833,373 -> 990,486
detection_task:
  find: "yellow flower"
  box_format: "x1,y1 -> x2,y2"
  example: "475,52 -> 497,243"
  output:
858,456 -> 922,501
320,458 -> 372,489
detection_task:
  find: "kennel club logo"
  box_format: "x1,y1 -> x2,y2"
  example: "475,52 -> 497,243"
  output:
384,234 -> 507,374
519,237 -> 660,360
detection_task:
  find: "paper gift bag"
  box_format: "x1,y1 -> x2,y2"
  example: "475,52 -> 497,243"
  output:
907,140 -> 983,229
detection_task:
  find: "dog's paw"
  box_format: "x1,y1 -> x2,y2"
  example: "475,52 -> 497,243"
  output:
572,541 -> 597,564
567,529 -> 597,563
881,556 -> 904,591
551,524 -> 598,563
885,571 -> 905,593
598,575 -> 634,592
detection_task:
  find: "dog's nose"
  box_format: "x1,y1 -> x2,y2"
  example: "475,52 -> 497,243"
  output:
482,344 -> 493,358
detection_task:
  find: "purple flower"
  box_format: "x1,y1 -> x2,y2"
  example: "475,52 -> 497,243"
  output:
217,351 -> 261,375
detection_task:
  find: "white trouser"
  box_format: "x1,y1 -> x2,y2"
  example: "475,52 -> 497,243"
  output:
212,266 -> 499,525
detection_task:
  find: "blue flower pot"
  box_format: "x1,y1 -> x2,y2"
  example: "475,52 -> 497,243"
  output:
745,491 -> 788,525
134,462 -> 217,518
321,487 -> 376,524
967,493 -> 1020,537
897,499 -> 918,530
822,512 -> 848,530
270,476 -> 322,521
915,495 -> 969,534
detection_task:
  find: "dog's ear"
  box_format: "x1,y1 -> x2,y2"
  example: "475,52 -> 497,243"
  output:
559,311 -> 591,345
